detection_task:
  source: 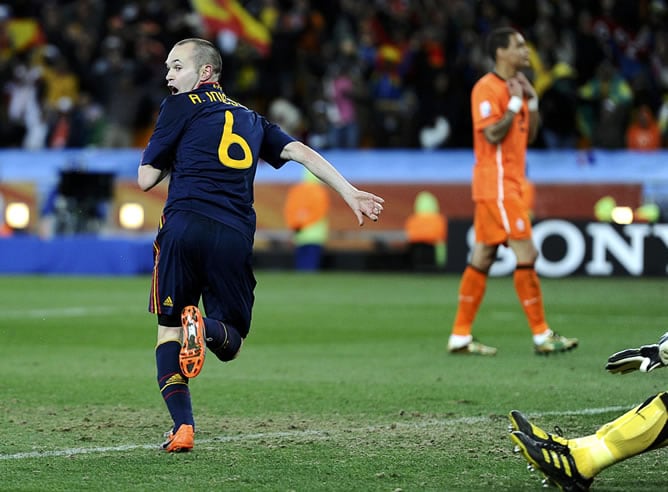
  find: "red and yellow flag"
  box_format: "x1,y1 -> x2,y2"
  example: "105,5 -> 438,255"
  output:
190,0 -> 271,56
1,18 -> 44,59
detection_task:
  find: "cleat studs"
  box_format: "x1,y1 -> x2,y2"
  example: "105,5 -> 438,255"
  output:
513,445 -> 520,453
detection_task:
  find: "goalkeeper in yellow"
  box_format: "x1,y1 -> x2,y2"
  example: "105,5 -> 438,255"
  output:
509,332 -> 668,491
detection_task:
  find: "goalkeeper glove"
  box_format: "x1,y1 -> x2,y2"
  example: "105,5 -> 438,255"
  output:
605,332 -> 668,374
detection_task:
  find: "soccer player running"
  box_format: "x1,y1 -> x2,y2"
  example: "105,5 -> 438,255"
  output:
447,27 -> 578,356
138,38 -> 384,452
510,332 -> 668,491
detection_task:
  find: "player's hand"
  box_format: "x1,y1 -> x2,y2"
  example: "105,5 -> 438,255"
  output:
515,72 -> 537,100
347,190 -> 384,225
605,332 -> 668,374
506,77 -> 523,98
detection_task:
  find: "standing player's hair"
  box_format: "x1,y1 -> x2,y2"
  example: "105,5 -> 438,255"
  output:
485,27 -> 518,61
176,38 -> 223,81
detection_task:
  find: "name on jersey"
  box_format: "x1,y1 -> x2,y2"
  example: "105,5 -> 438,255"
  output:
188,91 -> 245,108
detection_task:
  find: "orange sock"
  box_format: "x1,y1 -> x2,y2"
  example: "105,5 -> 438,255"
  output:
452,266 -> 487,336
513,265 -> 548,335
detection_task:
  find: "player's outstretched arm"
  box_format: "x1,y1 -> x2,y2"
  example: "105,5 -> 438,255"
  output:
606,332 -> 668,374
280,141 -> 384,225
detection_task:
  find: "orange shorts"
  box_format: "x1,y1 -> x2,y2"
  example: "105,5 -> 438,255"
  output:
474,196 -> 532,245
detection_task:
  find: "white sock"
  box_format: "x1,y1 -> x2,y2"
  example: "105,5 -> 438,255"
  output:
448,334 -> 473,349
533,329 -> 552,345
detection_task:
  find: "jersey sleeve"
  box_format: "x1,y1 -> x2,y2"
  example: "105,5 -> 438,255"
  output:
259,118 -> 297,169
471,80 -> 504,132
140,97 -> 189,170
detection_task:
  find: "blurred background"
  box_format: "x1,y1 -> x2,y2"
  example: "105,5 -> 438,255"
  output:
0,0 -> 666,276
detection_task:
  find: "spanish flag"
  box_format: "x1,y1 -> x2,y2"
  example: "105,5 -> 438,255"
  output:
190,0 -> 271,57
2,18 -> 44,56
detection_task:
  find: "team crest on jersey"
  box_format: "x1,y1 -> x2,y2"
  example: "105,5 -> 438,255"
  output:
163,296 -> 173,307
479,100 -> 491,118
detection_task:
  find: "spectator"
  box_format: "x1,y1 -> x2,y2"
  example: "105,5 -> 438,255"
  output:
539,61 -> 579,149
40,51 -> 80,118
368,44 -> 415,147
404,191 -> 447,271
90,36 -> 140,147
4,59 -> 47,148
325,59 -> 362,149
268,97 -> 304,138
283,170 -> 330,271
626,104 -> 661,150
577,58 -> 633,148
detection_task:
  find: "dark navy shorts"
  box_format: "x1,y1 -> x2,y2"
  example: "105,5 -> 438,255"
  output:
148,210 -> 256,337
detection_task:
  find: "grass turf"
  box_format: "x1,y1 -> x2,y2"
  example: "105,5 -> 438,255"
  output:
1,273 -> 667,491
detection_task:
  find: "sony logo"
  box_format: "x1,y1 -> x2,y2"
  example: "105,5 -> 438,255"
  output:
465,221 -> 668,277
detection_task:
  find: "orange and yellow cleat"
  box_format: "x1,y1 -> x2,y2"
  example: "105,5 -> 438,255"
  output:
180,306 -> 206,378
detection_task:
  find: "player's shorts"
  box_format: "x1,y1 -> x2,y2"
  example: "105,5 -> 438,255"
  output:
148,210 -> 256,337
473,196 -> 532,245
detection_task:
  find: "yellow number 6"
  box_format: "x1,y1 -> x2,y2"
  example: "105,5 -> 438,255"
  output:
217,110 -> 253,169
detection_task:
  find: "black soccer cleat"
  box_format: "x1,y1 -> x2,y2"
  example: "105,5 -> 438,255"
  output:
508,410 -> 569,447
510,430 -> 593,491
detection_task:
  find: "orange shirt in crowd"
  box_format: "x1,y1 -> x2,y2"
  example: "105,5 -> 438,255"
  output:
470,73 -> 529,201
626,106 -> 661,151
405,213 -> 447,245
283,181 -> 330,230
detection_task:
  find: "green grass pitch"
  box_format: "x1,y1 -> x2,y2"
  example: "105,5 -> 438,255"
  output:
1,273 -> 667,491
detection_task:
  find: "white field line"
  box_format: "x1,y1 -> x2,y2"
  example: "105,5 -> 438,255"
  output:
0,405 -> 630,461
5,306 -> 120,319
9,307 -> 661,331
488,310 -> 661,324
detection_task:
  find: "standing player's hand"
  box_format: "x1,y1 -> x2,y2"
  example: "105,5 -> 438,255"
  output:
514,72 -> 537,100
506,77 -> 523,98
605,332 -> 668,374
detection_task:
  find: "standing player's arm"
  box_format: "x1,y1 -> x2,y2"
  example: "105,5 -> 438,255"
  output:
527,105 -> 540,144
138,164 -> 170,192
482,111 -> 516,144
482,76 -> 525,144
280,140 -> 384,225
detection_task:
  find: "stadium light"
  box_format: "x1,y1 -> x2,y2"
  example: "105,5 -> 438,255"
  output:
119,203 -> 145,230
5,202 -> 30,229
611,206 -> 634,225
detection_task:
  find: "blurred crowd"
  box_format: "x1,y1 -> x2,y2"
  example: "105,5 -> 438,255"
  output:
2,0 -> 668,151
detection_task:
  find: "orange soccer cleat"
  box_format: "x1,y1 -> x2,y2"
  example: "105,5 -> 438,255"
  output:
161,424 -> 195,453
180,306 -> 206,378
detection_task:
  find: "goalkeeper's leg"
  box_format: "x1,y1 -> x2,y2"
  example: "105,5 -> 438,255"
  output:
569,392 -> 668,479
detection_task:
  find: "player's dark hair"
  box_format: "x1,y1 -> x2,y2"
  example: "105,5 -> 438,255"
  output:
176,38 -> 222,80
486,27 -> 518,61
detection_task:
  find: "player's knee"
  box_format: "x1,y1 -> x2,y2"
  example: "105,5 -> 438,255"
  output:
156,315 -> 182,347
157,326 -> 181,347
211,337 -> 243,362
470,246 -> 496,272
512,241 -> 538,264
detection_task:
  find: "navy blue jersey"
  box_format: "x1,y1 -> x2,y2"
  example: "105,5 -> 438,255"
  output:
141,82 -> 295,239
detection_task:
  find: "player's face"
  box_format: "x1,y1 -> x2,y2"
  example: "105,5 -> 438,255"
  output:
165,43 -> 201,95
505,33 -> 530,69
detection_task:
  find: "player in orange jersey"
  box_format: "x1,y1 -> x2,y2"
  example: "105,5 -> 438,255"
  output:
447,27 -> 578,356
